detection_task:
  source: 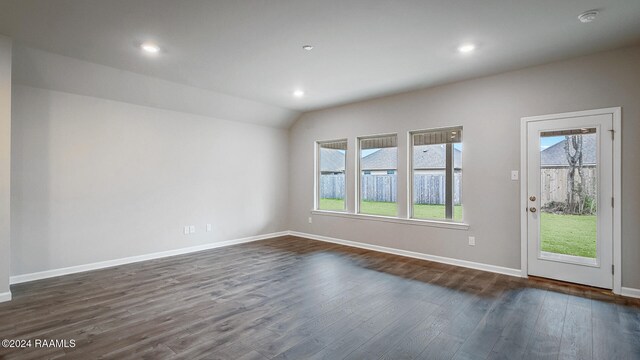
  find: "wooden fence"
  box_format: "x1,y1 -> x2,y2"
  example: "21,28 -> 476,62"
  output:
320,174 -> 461,204
321,167 -> 594,207
319,174 -> 346,201
413,172 -> 461,205
541,166 -> 596,205
361,174 -> 398,202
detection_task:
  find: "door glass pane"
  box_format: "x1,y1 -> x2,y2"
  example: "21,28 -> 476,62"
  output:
540,128 -> 597,259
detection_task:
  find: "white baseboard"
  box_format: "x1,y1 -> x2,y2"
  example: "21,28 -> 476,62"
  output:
6,228 -> 635,300
288,231 -> 522,278
620,287 -> 640,299
9,231 -> 289,285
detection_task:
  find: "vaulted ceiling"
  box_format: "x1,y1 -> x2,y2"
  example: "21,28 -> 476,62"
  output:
1,0 -> 639,112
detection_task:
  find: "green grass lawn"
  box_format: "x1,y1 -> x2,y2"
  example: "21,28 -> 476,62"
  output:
541,212 -> 596,258
414,204 -> 463,222
318,198 -> 346,211
358,200 -> 398,217
320,198 -> 597,259
319,198 -> 462,221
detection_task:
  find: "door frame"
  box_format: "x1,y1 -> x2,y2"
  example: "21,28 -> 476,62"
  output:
520,107 -> 622,294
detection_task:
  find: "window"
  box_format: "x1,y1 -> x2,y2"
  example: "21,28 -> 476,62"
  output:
411,127 -> 462,221
358,135 -> 398,217
317,140 -> 347,211
313,128 -> 467,229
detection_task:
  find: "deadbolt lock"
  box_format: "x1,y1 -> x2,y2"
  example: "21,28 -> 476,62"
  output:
529,196 -> 536,201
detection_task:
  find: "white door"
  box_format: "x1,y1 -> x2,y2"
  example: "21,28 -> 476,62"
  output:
526,113 -> 613,289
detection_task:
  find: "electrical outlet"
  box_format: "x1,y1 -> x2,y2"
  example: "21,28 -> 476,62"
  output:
511,170 -> 519,181
189,225 -> 196,234
308,216 -> 312,224
183,226 -> 189,235
206,224 -> 212,232
469,236 -> 476,246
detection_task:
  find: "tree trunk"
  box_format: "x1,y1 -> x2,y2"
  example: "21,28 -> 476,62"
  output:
564,135 -> 584,214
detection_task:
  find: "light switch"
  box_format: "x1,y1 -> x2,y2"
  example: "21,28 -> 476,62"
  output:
183,226 -> 189,235
469,236 -> 476,246
511,170 -> 519,181
189,225 -> 195,234
206,224 -> 212,232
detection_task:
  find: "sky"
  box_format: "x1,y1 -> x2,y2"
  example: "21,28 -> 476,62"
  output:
540,136 -> 564,150
334,138 -> 562,159
360,143 -> 463,157
356,138 -> 560,157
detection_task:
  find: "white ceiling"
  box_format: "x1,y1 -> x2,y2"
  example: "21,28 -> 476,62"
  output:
1,0 -> 639,112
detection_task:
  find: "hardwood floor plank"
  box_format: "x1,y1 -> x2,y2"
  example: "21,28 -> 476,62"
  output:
487,287 -> 546,359
378,312 -> 448,360
523,290 -> 569,359
558,296 -> 592,360
342,300 -> 438,360
418,332 -> 465,360
0,235 -> 638,360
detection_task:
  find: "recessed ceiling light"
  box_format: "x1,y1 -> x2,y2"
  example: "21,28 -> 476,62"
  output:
302,45 -> 314,51
140,42 -> 161,54
458,43 -> 476,54
293,90 -> 305,98
578,10 -> 598,23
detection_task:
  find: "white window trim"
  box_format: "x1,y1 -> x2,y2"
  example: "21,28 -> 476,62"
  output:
356,133 -> 399,216
408,126 -> 464,223
311,209 -> 470,230
313,128 -> 469,231
315,139 -> 348,212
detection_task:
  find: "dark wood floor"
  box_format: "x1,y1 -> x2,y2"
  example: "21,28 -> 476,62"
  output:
1,236 -> 639,360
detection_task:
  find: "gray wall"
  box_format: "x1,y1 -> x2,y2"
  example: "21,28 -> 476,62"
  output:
288,45 -> 640,288
12,45 -> 300,129
11,84 -> 289,276
0,36 -> 11,295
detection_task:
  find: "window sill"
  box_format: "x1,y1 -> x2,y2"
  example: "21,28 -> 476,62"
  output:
310,210 -> 470,230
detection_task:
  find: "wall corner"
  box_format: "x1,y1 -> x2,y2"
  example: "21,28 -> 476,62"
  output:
0,35 -> 12,297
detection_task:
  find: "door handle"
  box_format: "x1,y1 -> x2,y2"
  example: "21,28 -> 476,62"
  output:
529,207 -> 537,213
529,196 -> 536,201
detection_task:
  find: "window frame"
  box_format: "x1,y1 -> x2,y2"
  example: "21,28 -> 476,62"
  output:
356,133 -> 399,217
312,129 -> 469,231
315,139 -> 348,212
408,126 -> 463,223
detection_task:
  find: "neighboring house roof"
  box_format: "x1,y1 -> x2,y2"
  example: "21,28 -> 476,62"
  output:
321,135 -> 595,172
360,145 -> 462,171
320,148 -> 345,173
541,134 -> 596,166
